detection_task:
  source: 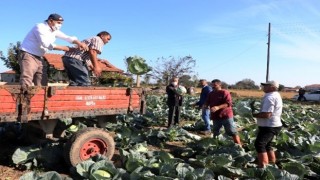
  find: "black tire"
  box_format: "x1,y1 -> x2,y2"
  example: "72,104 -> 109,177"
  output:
64,127 -> 115,166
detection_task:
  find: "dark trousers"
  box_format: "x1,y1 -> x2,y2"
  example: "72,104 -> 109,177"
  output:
254,126 -> 282,153
168,105 -> 180,127
298,95 -> 305,101
62,56 -> 90,86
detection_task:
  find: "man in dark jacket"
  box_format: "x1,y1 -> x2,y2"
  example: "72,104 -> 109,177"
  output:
297,88 -> 306,101
193,79 -> 213,134
166,77 -> 183,128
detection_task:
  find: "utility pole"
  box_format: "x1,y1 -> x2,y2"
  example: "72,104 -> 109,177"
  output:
266,23 -> 271,82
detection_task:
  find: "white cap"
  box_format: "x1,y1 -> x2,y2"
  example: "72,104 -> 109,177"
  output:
261,80 -> 279,88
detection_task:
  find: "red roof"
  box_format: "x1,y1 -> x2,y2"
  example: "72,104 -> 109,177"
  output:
43,53 -> 123,73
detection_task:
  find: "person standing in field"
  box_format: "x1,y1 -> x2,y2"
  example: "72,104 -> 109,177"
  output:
193,79 -> 213,135
253,80 -> 283,168
203,79 -> 242,145
166,77 -> 183,128
19,13 -> 88,87
297,88 -> 306,101
62,31 -> 111,86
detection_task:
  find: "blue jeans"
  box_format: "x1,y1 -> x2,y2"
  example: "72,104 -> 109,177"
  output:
202,108 -> 211,131
212,118 -> 237,137
62,56 -> 90,86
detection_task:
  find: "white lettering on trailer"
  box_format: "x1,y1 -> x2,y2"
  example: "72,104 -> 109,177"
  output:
75,95 -> 106,106
75,95 -> 106,100
85,101 -> 96,106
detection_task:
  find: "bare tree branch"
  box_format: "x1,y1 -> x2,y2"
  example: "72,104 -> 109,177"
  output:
150,56 -> 196,85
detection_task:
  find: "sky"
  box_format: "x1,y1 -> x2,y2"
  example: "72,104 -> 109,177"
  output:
1,0 -> 320,87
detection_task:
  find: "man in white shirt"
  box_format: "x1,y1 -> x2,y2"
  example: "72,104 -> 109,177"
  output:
19,13 -> 88,87
253,80 -> 283,168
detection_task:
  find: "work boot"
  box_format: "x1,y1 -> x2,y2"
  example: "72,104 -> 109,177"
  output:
257,152 -> 269,168
267,150 -> 276,164
232,135 -> 242,147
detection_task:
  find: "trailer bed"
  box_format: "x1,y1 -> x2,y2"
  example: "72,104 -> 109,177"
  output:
0,85 -> 145,122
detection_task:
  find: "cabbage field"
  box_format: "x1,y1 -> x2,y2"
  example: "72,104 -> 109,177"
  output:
1,94 -> 320,179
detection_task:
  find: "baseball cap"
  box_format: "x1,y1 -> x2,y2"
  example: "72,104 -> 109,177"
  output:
47,13 -> 64,21
261,80 -> 279,88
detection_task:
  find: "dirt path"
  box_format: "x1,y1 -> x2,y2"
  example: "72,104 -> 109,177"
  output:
0,165 -> 27,180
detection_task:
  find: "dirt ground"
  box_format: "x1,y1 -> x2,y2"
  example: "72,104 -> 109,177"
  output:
0,165 -> 26,180
0,139 -> 29,179
229,89 -> 296,99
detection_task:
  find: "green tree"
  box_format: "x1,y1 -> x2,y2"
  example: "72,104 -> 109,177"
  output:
0,42 -> 21,74
151,56 -> 196,85
234,78 -> 259,89
179,74 -> 199,88
221,81 -> 229,89
278,84 -> 285,91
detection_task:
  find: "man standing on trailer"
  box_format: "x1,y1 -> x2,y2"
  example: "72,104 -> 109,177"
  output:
19,13 -> 88,87
62,31 -> 111,86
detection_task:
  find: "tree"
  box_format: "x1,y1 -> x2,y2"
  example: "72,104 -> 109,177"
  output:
221,81 -> 229,89
179,74 -> 199,88
150,56 -> 196,85
0,42 -> 21,74
278,84 -> 285,91
234,78 -> 259,89
142,74 -> 152,86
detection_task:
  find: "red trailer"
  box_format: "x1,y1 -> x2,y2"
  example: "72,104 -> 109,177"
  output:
0,85 -> 146,166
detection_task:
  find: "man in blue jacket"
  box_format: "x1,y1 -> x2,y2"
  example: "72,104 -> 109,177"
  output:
193,79 -> 213,134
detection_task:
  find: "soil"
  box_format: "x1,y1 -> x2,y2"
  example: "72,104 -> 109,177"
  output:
0,165 -> 27,180
0,136 -> 29,179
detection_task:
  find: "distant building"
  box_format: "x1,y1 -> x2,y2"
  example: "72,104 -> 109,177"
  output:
282,87 -> 299,92
304,84 -> 320,92
0,70 -> 16,82
0,53 -> 123,83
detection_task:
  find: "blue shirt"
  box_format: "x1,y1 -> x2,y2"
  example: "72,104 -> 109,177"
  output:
196,85 -> 213,107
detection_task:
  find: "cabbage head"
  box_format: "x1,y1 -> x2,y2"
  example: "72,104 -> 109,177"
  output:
235,101 -> 253,118
176,85 -> 187,95
126,56 -> 152,75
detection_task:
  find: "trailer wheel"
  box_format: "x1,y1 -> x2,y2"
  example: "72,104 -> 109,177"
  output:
64,127 -> 115,166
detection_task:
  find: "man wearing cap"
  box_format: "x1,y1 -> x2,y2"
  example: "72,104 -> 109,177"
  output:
19,13 -> 88,87
62,31 -> 111,86
253,80 -> 283,168
203,79 -> 242,145
193,79 -> 212,135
